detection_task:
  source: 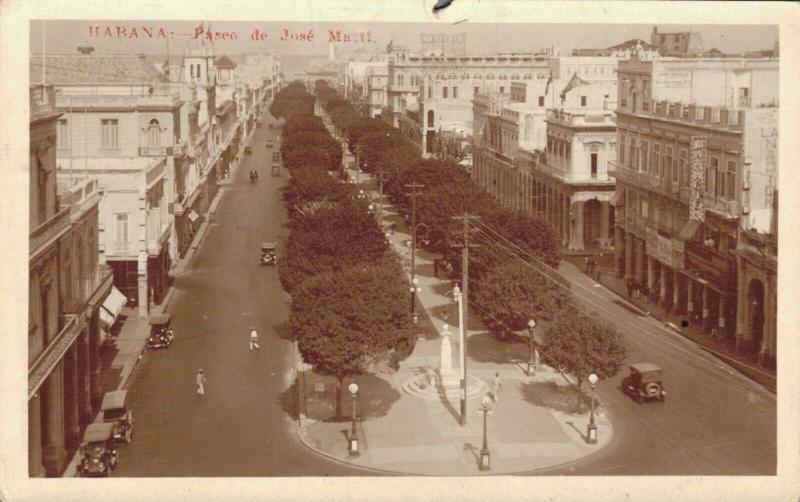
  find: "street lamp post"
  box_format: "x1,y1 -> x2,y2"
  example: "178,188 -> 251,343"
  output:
586,373 -> 598,444
410,277 -> 421,324
348,383 -> 360,456
527,318 -> 537,377
478,395 -> 493,471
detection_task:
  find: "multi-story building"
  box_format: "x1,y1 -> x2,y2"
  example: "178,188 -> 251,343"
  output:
474,78 -> 617,249
573,38 -> 660,60
28,85 -> 117,477
366,65 -> 389,118
386,44 -> 551,155
650,26 -> 704,56
609,56 -> 778,349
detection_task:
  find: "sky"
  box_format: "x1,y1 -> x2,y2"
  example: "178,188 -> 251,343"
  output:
29,20 -> 778,58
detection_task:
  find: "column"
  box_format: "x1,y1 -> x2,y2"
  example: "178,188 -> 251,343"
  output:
624,232 -> 634,279
599,201 -> 610,248
614,227 -> 623,278
668,268 -> 677,311
62,345 -> 80,453
659,263 -> 667,304
88,312 -> 102,413
687,278 -> 694,318
636,239 -> 646,285
571,201 -> 585,250
735,262 -> 747,341
77,332 -> 92,426
29,394 -> 45,477
563,195 -> 570,247
646,255 -> 655,293
41,363 -> 66,477
673,273 -> 683,315
718,295 -> 727,337
137,259 -> 149,318
702,285 -> 710,331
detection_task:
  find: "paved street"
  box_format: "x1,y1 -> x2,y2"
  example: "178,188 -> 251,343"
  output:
111,114 -> 775,477
536,262 -> 776,475
112,115 -> 372,476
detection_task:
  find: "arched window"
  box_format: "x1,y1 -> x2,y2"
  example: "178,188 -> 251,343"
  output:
523,74 -> 532,80
511,74 -> 519,80
147,119 -> 161,148
499,74 -> 507,80
398,74 -> 404,85
427,109 -> 435,127
487,74 -> 495,80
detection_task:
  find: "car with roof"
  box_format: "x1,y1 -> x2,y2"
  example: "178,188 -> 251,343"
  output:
621,362 -> 667,403
99,390 -> 134,443
78,422 -> 118,477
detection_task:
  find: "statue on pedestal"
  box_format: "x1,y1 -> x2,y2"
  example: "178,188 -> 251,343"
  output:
438,324 -> 459,388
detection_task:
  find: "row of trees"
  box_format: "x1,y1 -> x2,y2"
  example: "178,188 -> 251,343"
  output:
273,81 -> 416,418
317,81 -> 627,404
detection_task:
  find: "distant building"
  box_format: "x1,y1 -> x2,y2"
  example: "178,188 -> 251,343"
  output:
388,44 -> 551,156
650,26 -> 704,56
474,78 -> 618,249
609,55 -> 778,358
573,38 -> 660,60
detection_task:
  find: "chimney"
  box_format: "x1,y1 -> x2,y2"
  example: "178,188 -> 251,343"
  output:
77,45 -> 94,55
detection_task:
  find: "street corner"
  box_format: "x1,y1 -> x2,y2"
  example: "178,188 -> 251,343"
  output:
548,406 -> 614,453
297,416 -> 378,471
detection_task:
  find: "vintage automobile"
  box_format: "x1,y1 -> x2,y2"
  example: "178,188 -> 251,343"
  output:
261,242 -> 277,265
100,390 -> 134,443
271,162 -> 280,177
78,422 -> 118,477
272,151 -> 281,162
622,363 -> 667,403
265,139 -> 274,148
147,313 -> 173,350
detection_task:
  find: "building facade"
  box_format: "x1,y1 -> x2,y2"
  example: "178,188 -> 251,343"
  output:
29,85 -> 115,477
474,79 -> 617,249
609,56 -> 778,351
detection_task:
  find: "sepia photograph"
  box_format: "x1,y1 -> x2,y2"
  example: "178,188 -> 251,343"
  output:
1,1 -> 798,501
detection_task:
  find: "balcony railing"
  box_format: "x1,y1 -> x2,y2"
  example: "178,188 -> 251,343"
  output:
113,241 -> 132,254
705,197 -> 740,219
30,206 -> 71,261
139,146 -> 174,157
29,313 -> 82,399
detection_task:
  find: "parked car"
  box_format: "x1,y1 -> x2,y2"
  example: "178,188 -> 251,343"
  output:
100,390 -> 134,443
147,313 -> 173,350
78,422 -> 118,477
622,363 -> 667,403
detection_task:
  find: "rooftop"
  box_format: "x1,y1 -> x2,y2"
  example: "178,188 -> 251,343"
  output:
31,54 -> 165,85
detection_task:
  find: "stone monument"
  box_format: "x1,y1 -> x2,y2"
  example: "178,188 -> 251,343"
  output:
439,324 -> 460,387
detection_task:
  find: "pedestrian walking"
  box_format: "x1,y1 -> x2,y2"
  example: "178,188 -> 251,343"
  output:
492,372 -> 502,403
626,278 -> 634,298
249,327 -> 260,351
196,369 -> 206,396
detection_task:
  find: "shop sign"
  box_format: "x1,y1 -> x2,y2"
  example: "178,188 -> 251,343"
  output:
689,136 -> 706,222
684,241 -> 734,288
188,210 -> 199,223
646,228 -> 684,269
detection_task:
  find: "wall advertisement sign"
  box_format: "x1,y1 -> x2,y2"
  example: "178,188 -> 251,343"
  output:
689,136 -> 707,222
646,228 -> 685,269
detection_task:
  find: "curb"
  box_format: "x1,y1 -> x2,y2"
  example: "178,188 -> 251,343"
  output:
294,416 -> 614,477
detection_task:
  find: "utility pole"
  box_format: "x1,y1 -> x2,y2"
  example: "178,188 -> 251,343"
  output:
405,183 -> 425,323
452,213 -> 480,426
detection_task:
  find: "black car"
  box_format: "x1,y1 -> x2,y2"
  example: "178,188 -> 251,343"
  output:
622,363 -> 667,403
79,423 -> 118,477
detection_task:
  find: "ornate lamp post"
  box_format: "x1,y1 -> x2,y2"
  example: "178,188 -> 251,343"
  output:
527,318 -> 537,376
586,373 -> 598,444
410,277 -> 421,324
348,383 -> 360,456
478,394 -> 493,471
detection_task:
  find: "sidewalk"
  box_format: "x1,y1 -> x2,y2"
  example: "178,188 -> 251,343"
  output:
296,177 -> 613,475
61,118 -> 252,477
562,253 -> 776,393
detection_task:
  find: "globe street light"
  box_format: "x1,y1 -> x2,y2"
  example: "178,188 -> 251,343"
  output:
410,276 -> 421,324
527,318 -> 537,377
478,394 -> 493,471
348,383 -> 360,456
586,373 -> 599,444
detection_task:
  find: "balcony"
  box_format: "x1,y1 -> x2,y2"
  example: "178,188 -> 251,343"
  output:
29,313 -> 83,399
30,206 -> 71,262
705,197 -> 740,219
56,92 -> 182,110
112,241 -> 132,255
139,146 -> 174,157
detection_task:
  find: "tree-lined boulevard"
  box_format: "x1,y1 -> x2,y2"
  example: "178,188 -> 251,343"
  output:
110,81 -> 775,476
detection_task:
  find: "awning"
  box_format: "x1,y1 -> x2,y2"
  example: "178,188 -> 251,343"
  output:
99,286 -> 127,328
679,220 -> 701,241
609,190 -> 625,207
